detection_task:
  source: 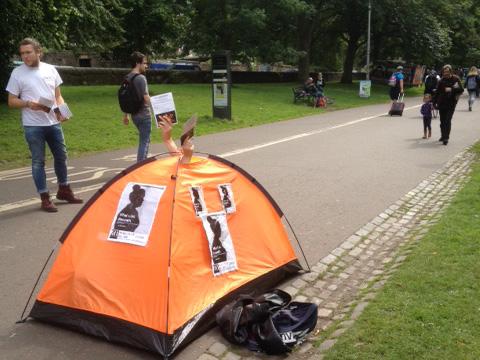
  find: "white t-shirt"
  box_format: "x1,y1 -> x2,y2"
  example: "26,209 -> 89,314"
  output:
6,62 -> 63,126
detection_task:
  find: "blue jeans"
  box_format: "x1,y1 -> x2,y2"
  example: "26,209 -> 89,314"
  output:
132,116 -> 151,162
24,125 -> 68,194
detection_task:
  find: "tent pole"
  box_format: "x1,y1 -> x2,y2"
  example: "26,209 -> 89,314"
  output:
163,156 -> 182,357
283,215 -> 311,272
17,241 -> 60,323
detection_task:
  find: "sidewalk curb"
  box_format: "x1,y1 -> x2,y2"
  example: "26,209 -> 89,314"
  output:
198,145 -> 476,360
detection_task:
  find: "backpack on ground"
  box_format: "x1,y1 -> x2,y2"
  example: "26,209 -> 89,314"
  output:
388,73 -> 398,87
216,289 -> 318,355
118,73 -> 143,114
316,97 -> 326,108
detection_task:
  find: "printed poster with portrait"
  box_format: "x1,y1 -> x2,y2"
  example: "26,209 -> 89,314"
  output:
108,182 -> 166,247
189,186 -> 208,217
218,183 -> 236,214
213,83 -> 228,107
201,211 -> 237,276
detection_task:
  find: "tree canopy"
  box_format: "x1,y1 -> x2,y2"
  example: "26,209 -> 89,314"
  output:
2,0 -> 480,96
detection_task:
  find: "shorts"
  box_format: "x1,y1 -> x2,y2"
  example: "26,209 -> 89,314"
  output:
389,87 -> 401,100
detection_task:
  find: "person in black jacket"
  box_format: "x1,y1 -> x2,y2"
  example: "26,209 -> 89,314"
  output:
433,65 -> 464,145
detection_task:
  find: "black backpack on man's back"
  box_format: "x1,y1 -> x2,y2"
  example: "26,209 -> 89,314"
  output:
118,73 -> 143,114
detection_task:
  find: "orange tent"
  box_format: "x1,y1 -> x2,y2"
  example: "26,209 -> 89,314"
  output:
29,153 -> 304,358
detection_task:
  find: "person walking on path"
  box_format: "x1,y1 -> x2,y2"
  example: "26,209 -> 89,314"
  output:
433,64 -> 464,146
464,66 -> 480,111
122,52 -> 152,162
388,65 -> 404,103
5,38 -> 82,212
420,94 -> 434,139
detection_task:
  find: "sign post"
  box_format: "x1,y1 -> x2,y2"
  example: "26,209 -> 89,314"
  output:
212,51 -> 231,120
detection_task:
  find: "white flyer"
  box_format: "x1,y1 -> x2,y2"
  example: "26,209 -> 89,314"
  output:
201,212 -> 237,276
217,183 -> 236,214
189,186 -> 208,217
108,182 -> 166,247
38,96 -> 55,109
54,103 -> 73,119
150,92 -> 177,127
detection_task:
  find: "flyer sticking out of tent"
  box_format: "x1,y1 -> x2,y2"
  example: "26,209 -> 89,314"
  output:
181,114 -> 197,145
151,92 -> 177,127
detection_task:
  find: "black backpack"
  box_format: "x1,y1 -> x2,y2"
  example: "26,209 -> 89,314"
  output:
118,73 -> 143,114
216,289 -> 318,355
425,75 -> 438,90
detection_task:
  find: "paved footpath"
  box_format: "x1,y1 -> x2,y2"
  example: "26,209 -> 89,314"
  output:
196,146 -> 475,360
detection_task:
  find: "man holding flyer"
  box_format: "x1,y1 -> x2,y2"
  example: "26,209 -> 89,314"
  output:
6,37 -> 82,212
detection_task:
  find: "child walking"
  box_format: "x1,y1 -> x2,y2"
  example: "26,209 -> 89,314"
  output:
420,94 -> 433,139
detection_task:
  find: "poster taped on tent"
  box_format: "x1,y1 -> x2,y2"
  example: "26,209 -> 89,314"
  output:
201,212 -> 237,276
189,186 -> 208,217
108,182 -> 166,246
218,183 -> 236,214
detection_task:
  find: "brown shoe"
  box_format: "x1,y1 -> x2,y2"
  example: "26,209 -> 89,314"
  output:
40,192 -> 58,213
56,184 -> 83,204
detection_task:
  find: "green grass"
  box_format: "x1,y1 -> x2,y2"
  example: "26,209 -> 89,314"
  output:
0,82 -> 423,170
323,144 -> 480,360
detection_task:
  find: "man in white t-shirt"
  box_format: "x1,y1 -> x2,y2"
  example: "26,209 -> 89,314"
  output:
6,38 -> 82,212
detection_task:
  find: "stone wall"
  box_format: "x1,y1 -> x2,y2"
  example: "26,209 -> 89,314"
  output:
56,67 -> 366,86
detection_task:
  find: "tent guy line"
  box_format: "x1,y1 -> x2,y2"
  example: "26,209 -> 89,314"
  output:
0,105 -> 420,214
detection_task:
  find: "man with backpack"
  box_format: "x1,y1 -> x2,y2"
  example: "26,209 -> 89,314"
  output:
119,52 -> 152,162
388,65 -> 404,103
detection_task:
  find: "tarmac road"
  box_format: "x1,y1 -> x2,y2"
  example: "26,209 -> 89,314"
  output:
1,95 -> 479,359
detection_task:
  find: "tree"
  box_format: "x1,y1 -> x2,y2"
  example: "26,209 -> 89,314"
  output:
1,1 -> 51,101
64,0 -> 126,52
113,0 -> 189,63
185,0 -> 270,65
1,0 -> 125,102
329,0 -> 369,83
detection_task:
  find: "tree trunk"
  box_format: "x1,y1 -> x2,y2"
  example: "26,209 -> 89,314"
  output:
296,15 -> 314,82
341,34 -> 360,84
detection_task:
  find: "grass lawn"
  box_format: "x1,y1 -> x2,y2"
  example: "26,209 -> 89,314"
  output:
323,143 -> 480,360
0,82 -> 424,170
